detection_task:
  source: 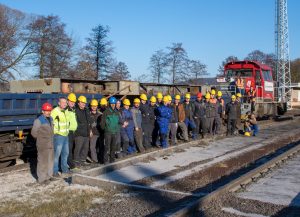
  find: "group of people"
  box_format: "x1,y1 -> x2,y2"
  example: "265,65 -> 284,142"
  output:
31,90 -> 258,184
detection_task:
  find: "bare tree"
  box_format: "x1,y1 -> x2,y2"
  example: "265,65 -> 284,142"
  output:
166,43 -> 188,84
218,55 -> 239,74
0,4 -> 33,81
187,59 -> 208,82
71,59 -> 96,80
149,49 -> 168,83
85,25 -> 113,80
135,73 -> 152,83
291,58 -> 300,83
28,15 -> 73,78
106,61 -> 130,80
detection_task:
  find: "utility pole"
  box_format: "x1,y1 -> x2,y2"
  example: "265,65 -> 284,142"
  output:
275,0 -> 292,109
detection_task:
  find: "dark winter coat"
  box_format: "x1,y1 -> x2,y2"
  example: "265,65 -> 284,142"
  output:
31,115 -> 54,149
74,107 -> 91,137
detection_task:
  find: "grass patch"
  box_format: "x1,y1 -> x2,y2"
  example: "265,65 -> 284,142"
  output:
0,187 -> 107,217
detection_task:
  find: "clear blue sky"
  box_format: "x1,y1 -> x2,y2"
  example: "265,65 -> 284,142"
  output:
1,0 -> 299,79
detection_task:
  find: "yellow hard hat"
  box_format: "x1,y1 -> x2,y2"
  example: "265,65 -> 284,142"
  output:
217,91 -> 222,97
175,95 -> 181,100
100,98 -> 108,106
244,132 -> 251,137
140,93 -> 147,101
236,93 -> 242,98
211,89 -> 216,95
163,96 -> 169,103
133,98 -> 140,104
150,96 -> 157,103
167,95 -> 172,101
157,92 -> 163,99
78,95 -> 87,103
67,93 -> 76,102
205,93 -> 211,99
123,99 -> 131,106
231,95 -> 237,100
90,99 -> 98,106
185,93 -> 191,99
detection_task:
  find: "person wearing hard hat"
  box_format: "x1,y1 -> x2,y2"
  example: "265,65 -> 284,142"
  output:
246,86 -> 256,112
100,97 -> 121,163
139,94 -> 152,149
167,95 -> 172,105
226,95 -> 238,136
156,92 -> 163,106
244,112 -> 259,136
131,98 -> 145,153
99,97 -> 108,113
156,96 -> 172,148
74,95 -> 92,167
194,92 -> 207,138
235,74 -> 245,102
115,99 -> 123,158
172,95 -> 189,142
203,93 -> 215,136
51,97 -> 70,176
148,96 -> 158,146
168,95 -> 178,146
66,93 -> 78,170
209,89 -> 218,135
120,99 -> 136,155
215,91 -> 225,135
97,97 -> 107,163
31,102 -> 54,184
235,93 -> 242,131
89,99 -> 101,163
210,89 -> 216,101
183,93 -> 196,139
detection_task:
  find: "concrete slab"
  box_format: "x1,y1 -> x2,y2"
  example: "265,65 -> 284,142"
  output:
238,153 -> 300,207
73,173 -> 204,197
97,136 -> 262,184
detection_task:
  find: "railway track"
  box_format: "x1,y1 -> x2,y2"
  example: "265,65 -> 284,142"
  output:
167,137 -> 300,217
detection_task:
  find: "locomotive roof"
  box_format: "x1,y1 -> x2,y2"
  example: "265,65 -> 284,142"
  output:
225,60 -> 272,70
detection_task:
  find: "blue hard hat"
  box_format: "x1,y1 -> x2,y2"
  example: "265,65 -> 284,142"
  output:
109,97 -> 117,104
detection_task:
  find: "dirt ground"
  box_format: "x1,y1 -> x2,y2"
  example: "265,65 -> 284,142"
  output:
0,169 -> 108,217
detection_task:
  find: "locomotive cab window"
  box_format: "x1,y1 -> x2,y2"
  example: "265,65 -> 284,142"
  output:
255,70 -> 262,85
262,70 -> 272,81
226,69 -> 252,78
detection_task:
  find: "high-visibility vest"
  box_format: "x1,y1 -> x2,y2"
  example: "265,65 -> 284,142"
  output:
51,107 -> 70,136
209,98 -> 217,104
67,107 -> 78,132
236,78 -> 244,89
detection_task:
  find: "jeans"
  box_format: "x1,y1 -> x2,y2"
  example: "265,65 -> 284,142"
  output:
184,118 -> 196,138
53,134 -> 69,174
251,124 -> 259,136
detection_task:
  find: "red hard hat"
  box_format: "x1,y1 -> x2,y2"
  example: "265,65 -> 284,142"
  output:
197,92 -> 202,98
42,102 -> 53,111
